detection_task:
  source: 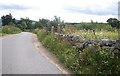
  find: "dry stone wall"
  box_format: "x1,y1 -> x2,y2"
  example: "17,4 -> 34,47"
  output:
55,33 -> 120,53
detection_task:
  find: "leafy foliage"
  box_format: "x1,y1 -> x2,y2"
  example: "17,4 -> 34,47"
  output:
107,18 -> 120,40
0,28 -> 2,36
35,29 -> 120,74
17,21 -> 27,31
34,22 -> 43,29
36,29 -> 47,41
2,26 -> 22,34
107,18 -> 119,28
76,47 -> 120,74
17,18 -> 34,30
1,13 -> 16,26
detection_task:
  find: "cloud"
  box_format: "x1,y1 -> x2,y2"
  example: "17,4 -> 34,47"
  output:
0,0 -> 119,22
64,2 -> 118,16
0,4 -> 31,10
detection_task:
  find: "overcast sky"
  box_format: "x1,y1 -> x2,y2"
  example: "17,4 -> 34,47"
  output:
0,0 -> 119,22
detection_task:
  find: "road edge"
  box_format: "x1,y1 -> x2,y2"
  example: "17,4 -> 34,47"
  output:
32,33 -> 73,74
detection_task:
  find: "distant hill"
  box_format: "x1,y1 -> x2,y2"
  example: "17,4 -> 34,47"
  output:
15,19 -> 36,25
15,20 -> 21,23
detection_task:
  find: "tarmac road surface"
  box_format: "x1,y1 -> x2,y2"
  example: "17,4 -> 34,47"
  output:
2,32 -> 62,74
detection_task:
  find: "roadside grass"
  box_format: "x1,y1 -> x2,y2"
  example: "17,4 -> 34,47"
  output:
35,29 -> 120,74
2,26 -> 22,34
63,26 -> 118,40
0,27 -> 6,36
0,26 -> 22,37
0,28 -> 2,36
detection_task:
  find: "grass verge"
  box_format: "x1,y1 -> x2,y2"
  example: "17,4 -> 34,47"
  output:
0,26 -> 22,37
34,29 -> 120,74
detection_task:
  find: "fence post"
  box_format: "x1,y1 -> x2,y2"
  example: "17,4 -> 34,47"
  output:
51,26 -> 54,33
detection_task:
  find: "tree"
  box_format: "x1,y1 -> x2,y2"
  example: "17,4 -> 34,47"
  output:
34,22 -> 43,29
39,19 -> 49,27
17,17 -> 34,30
107,18 -> 120,40
107,18 -> 119,28
38,18 -> 51,31
1,13 -> 16,26
8,22 -> 16,26
51,16 -> 64,32
21,21 -> 27,30
17,21 -> 27,31
17,24 -> 22,29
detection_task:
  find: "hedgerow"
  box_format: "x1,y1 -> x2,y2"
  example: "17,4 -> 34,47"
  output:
35,29 -> 120,74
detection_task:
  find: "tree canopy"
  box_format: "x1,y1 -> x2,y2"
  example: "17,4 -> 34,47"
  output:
107,18 -> 119,28
1,13 -> 16,26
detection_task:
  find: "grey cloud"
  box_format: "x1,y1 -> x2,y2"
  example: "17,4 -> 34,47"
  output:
0,4 -> 31,10
64,3 -> 118,16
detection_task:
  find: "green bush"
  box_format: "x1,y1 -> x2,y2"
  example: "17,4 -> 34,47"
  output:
36,29 -> 47,41
2,26 -> 22,34
42,33 -> 78,66
35,29 -> 120,74
0,28 -> 2,36
74,47 -> 120,74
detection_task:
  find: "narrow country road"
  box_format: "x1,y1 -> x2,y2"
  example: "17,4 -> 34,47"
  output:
1,32 -> 62,74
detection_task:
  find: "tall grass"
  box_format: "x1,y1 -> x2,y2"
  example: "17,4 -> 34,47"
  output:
64,26 -> 118,40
